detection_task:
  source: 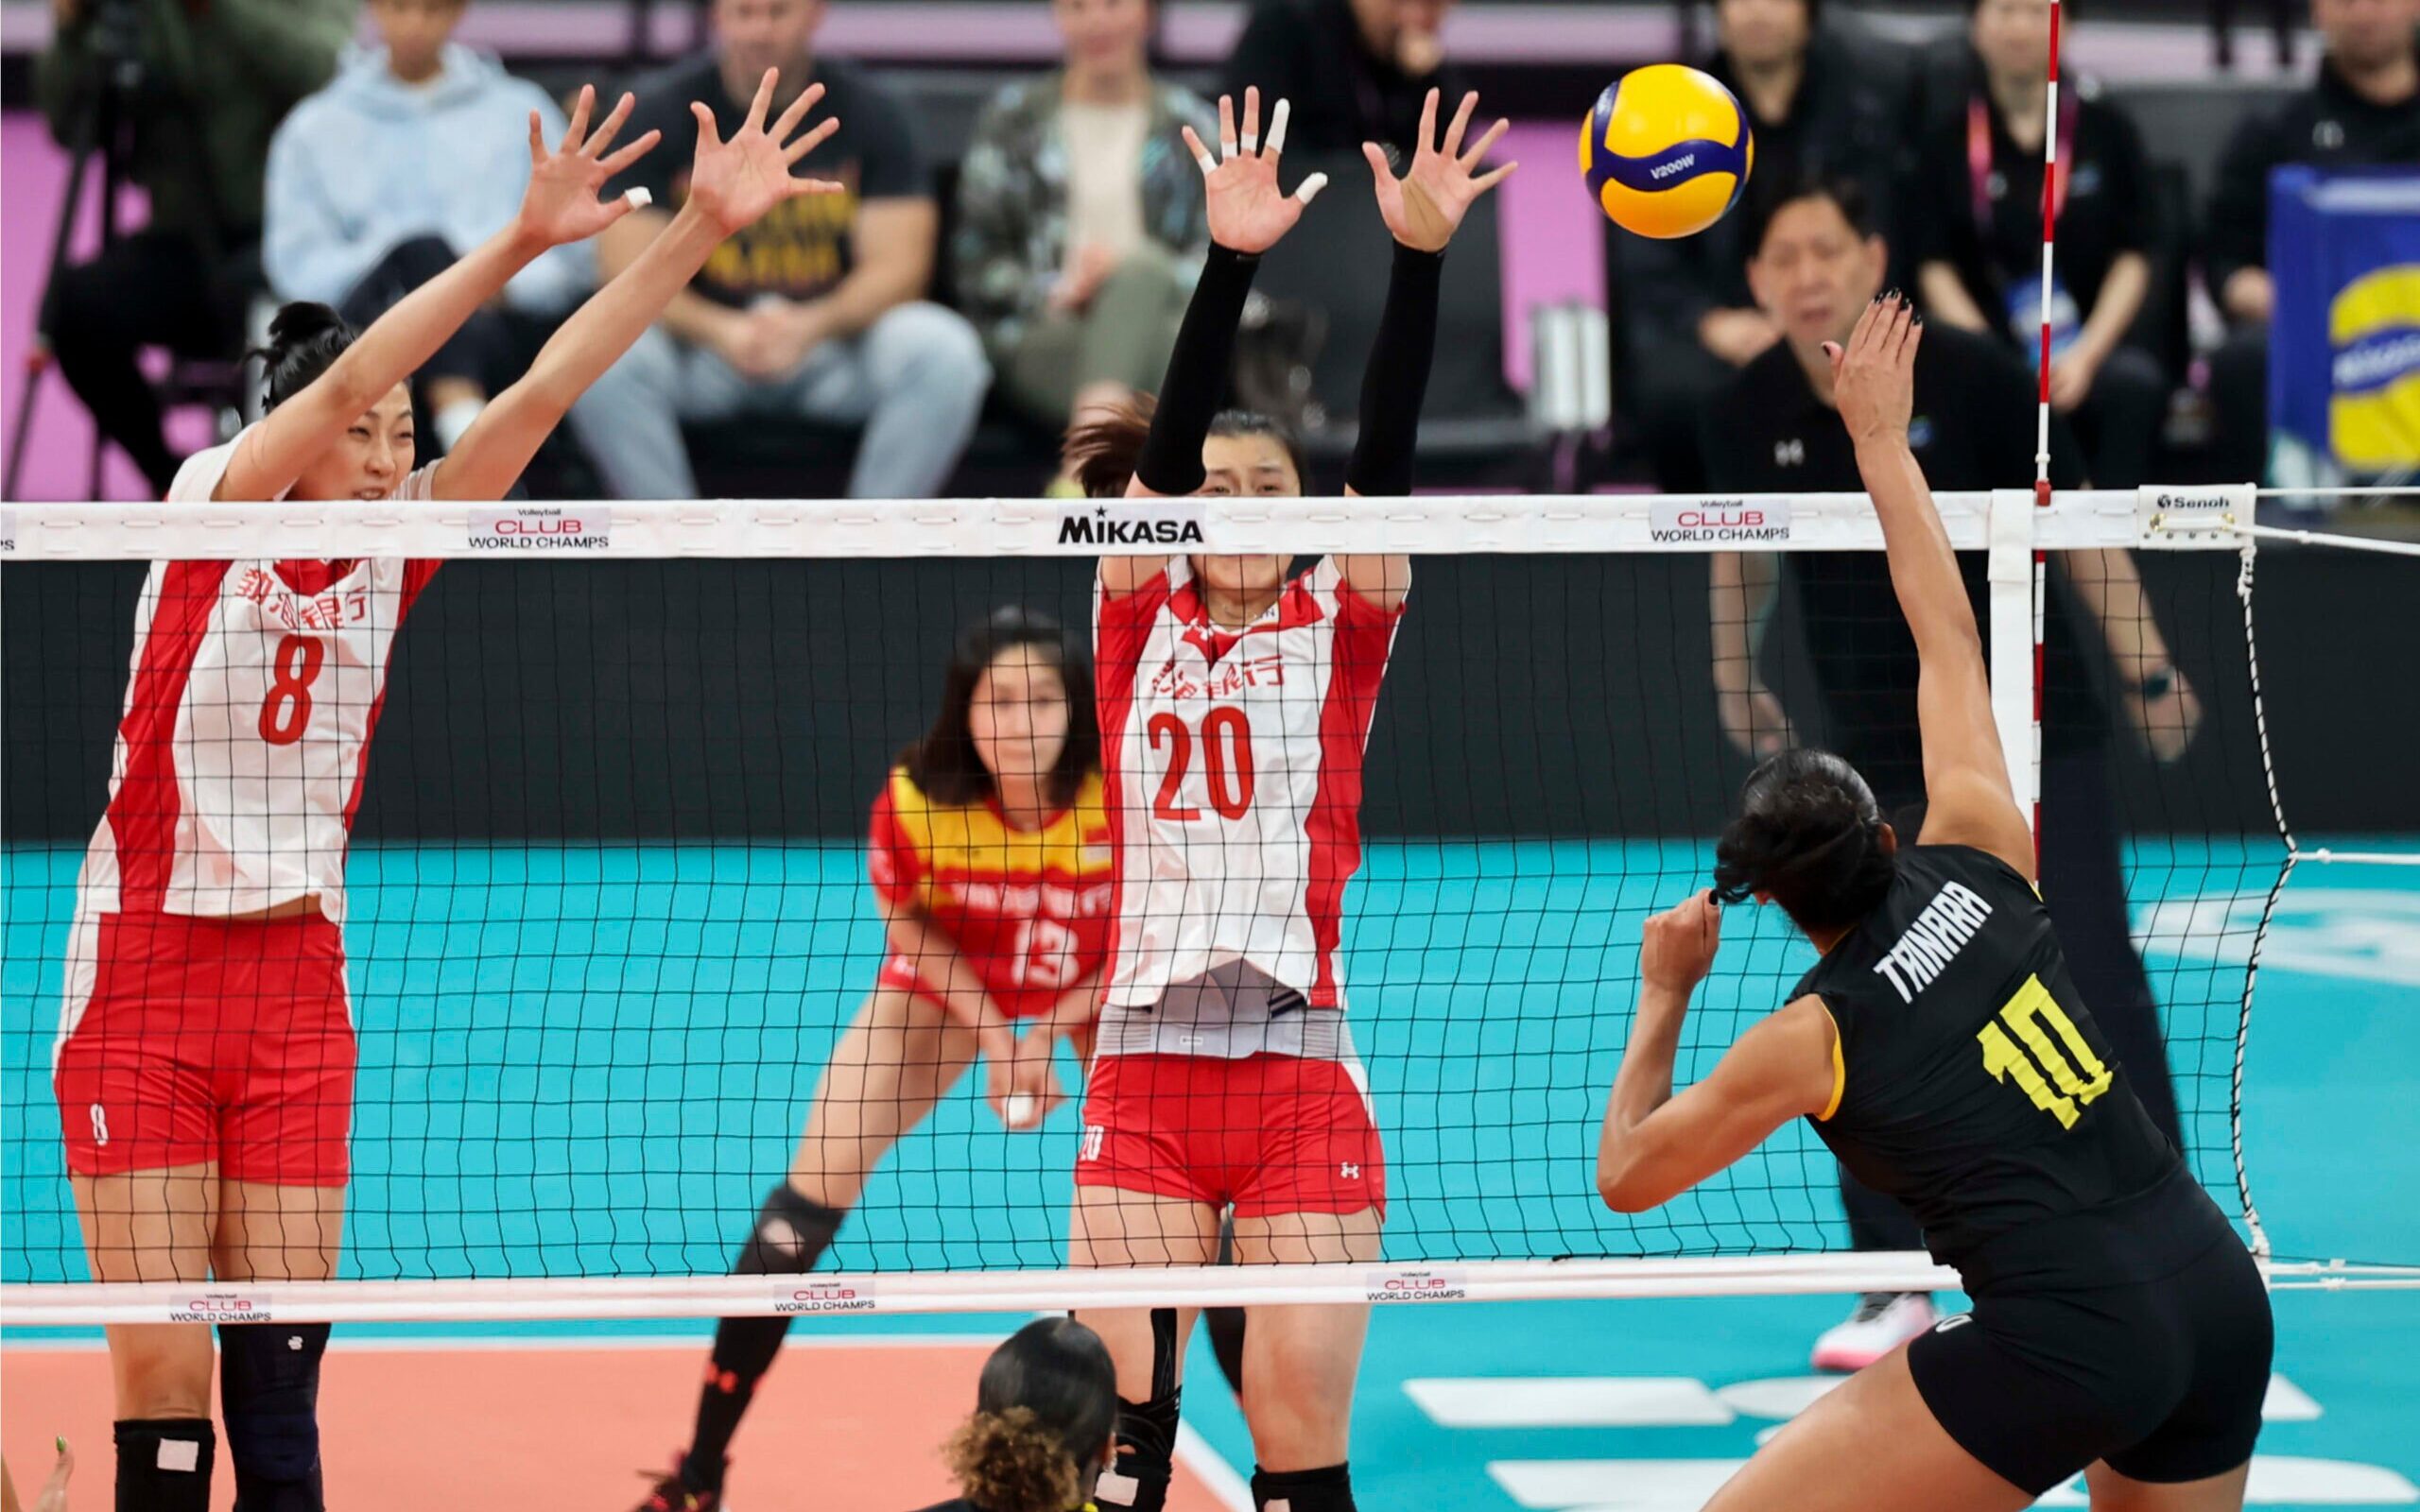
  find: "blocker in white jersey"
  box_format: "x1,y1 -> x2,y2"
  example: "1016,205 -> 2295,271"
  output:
1081,553 -> 1403,1220
54,426 -> 439,1185
1094,555 -> 1402,1016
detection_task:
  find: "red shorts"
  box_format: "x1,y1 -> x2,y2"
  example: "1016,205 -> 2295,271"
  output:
876,954 -> 1055,1021
1074,1053 -> 1386,1218
54,910 -> 355,1186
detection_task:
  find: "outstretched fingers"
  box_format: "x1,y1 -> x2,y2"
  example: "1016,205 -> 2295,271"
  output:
771,79 -> 827,144
1471,158 -> 1519,193
1183,123 -> 1218,177
783,115 -> 839,165
1240,85 -> 1262,154
1265,97 -> 1291,163
558,84 -> 596,153
527,108 -> 546,164
582,91 -> 636,160
1218,93 -> 1239,159
690,99 -> 724,150
596,128 -> 663,178
743,67 -> 777,132
1440,90 -> 1478,161
1461,116 -> 1510,172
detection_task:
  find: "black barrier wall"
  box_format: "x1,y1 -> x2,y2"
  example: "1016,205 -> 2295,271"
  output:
5,550 -> 2412,843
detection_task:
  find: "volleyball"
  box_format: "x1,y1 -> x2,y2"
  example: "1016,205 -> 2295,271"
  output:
1580,64 -> 1755,239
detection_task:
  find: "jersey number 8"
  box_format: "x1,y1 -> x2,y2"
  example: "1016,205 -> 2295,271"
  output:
257,634 -> 327,747
1976,974 -> 2116,1130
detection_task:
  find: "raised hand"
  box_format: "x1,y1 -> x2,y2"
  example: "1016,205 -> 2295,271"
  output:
1183,87 -> 1329,256
1365,89 -> 1516,254
515,85 -> 664,249
1825,292 -> 1922,447
684,70 -> 846,237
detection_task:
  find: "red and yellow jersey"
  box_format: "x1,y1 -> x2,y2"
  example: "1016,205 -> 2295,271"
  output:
868,766 -> 1115,1019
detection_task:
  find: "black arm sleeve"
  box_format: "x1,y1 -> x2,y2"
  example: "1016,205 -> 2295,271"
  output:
1135,242 -> 1259,496
1344,242 -> 1444,497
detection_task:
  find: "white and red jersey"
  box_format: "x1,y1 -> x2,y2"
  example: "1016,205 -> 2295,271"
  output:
71,426 -> 441,936
1094,557 -> 1405,1016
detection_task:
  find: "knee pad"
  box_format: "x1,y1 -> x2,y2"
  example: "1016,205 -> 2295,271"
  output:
1095,1307 -> 1183,1512
1252,1462 -> 1355,1512
731,1183 -> 844,1277
114,1418 -> 217,1512
217,1323 -> 328,1485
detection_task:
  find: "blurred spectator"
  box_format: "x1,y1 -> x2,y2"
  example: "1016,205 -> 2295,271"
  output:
599,0 -> 989,499
1616,0 -> 1909,491
1908,0 -> 2163,487
264,0 -> 661,493
35,0 -> 354,493
1702,174 -> 2200,1376
953,0 -> 1214,451
914,1318 -> 1116,1512
2204,0 -> 2419,483
1220,0 -> 1464,160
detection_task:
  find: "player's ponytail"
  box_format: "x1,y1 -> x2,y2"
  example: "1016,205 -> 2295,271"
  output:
1712,748 -> 1898,934
252,302 -> 357,410
940,1318 -> 1117,1512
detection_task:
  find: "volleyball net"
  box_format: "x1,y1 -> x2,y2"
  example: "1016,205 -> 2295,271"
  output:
4,487 -> 2415,1325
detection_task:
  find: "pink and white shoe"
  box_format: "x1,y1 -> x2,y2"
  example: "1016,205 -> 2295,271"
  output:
1809,1292 -> 1939,1373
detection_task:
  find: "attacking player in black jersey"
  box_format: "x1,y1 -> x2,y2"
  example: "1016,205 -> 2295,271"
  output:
1593,293 -> 2272,1511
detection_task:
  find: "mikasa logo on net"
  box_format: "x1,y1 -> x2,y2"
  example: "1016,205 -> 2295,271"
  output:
1058,501 -> 1206,547
1650,500 -> 1791,543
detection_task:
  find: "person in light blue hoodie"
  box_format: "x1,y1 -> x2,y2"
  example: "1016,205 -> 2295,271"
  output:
264,0 -> 659,495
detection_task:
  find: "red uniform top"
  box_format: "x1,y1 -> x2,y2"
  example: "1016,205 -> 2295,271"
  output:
869,766 -> 1115,1020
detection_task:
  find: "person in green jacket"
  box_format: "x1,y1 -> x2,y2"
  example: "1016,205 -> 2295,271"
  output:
36,0 -> 355,494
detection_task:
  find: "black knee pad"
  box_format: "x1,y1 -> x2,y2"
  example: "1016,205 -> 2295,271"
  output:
1096,1384 -> 1179,1512
731,1183 -> 844,1277
1095,1307 -> 1183,1512
218,1322 -> 328,1491
1252,1462 -> 1355,1512
114,1418 -> 216,1512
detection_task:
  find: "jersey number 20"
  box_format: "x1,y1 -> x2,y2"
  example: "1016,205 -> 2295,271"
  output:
1148,709 -> 1256,821
1976,974 -> 2115,1129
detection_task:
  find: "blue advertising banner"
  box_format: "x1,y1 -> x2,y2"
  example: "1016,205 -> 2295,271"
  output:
2268,166 -> 2420,477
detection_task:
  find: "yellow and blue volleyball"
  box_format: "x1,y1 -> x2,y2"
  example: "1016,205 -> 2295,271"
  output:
1580,64 -> 1755,240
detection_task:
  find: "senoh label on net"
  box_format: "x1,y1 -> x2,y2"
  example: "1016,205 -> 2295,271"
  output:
167,1292 -> 272,1323
1364,1268 -> 1470,1304
1055,499 -> 1206,551
467,507 -> 613,552
1650,499 -> 1792,544
774,1281 -> 876,1314
2135,484 -> 2252,536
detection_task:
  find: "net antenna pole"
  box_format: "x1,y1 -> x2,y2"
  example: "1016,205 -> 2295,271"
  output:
2029,0 -> 2066,856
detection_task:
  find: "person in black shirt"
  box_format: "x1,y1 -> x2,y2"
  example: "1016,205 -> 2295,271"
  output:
914,1318 -> 1119,1512
1219,0 -> 1466,161
595,0 -> 992,500
2203,0 -> 2420,484
1616,0 -> 1913,491
1700,176 -> 2204,1373
1599,295 -> 2271,1512
1908,0 -> 2164,488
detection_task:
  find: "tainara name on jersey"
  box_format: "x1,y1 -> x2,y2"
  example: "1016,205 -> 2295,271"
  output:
1059,507 -> 1205,546
232,569 -> 374,631
1874,881 -> 1995,1005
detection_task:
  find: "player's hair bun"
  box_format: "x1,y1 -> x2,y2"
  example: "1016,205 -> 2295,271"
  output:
1712,748 -> 1896,933
253,301 -> 359,411
1064,394 -> 1158,499
941,1405 -> 1083,1512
